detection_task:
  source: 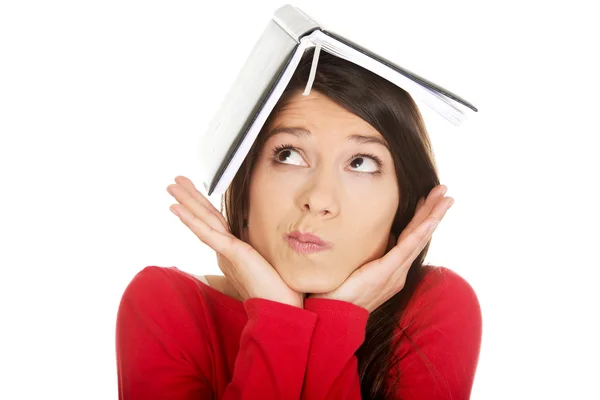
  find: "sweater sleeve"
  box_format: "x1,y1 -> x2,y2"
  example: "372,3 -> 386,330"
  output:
224,297 -> 317,399
301,297 -> 369,399
116,266 -> 318,400
300,267 -> 482,400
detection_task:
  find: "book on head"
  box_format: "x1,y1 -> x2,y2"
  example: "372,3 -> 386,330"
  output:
198,4 -> 478,197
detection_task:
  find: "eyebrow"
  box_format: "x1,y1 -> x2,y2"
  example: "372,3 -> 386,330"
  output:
267,126 -> 390,151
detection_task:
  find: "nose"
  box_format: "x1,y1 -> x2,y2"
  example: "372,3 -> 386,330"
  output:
297,167 -> 340,218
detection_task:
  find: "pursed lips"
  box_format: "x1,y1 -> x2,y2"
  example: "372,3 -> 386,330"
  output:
287,231 -> 330,246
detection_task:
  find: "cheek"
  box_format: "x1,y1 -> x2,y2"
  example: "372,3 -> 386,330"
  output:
247,166 -> 297,240
344,196 -> 398,253
250,162 -> 300,212
349,185 -> 398,224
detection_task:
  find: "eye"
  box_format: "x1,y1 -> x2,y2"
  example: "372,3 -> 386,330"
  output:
348,153 -> 383,174
271,144 -> 384,175
272,144 -> 305,166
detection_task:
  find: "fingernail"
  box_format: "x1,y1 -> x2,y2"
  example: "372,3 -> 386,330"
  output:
448,198 -> 454,208
441,185 -> 448,196
170,206 -> 180,217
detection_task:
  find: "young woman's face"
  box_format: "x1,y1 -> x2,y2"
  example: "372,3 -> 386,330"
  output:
247,91 -> 400,294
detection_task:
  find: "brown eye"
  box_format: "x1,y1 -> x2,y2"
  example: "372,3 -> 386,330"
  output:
277,149 -> 293,162
350,157 -> 364,168
272,144 -> 304,166
349,154 -> 382,174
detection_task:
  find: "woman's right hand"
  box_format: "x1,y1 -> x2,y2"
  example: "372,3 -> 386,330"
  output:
166,175 -> 305,308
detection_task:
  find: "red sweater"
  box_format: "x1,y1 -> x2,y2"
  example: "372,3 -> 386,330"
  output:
116,265 -> 482,399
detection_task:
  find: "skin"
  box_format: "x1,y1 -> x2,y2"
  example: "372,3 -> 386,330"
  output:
166,91 -> 454,310
245,90 -> 400,294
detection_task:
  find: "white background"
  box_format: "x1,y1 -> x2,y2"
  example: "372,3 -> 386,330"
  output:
1,1 -> 599,399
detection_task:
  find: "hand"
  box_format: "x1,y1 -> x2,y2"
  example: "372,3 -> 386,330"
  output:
167,175 -> 305,308
308,185 -> 453,313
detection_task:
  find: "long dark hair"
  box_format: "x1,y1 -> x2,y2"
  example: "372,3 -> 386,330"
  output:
222,47 -> 441,399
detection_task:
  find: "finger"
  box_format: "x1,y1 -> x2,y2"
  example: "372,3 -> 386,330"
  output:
409,186 -> 445,229
170,204 -> 235,255
378,219 -> 438,281
422,196 -> 453,226
405,197 -> 453,257
409,196 -> 452,241
167,181 -> 229,235
416,196 -> 425,211
381,198 -> 452,278
174,176 -> 229,228
168,185 -> 229,235
400,190 -> 452,242
418,185 -> 446,217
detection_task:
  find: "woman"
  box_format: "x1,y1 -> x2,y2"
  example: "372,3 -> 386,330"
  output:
116,48 -> 482,399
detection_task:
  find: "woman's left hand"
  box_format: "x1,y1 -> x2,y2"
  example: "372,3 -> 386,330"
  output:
307,185 -> 454,313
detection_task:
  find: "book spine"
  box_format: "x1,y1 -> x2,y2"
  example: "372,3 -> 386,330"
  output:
273,4 -> 320,42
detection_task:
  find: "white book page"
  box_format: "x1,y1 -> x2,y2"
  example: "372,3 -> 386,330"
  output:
308,30 -> 470,126
211,37 -> 314,197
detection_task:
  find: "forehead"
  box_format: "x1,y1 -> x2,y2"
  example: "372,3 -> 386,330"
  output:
268,91 -> 380,136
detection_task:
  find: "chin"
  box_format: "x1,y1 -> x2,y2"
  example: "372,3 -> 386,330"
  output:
284,272 -> 344,294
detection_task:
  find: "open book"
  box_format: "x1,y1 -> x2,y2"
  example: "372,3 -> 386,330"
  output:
198,4 -> 478,196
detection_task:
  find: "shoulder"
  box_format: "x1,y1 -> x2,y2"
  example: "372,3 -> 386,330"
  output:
116,266 -> 216,392
120,265 -> 197,302
404,266 -> 481,323
118,266 -> 244,321
428,266 -> 479,303
407,265 -> 482,342
117,266 -> 211,326
391,266 -> 482,399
